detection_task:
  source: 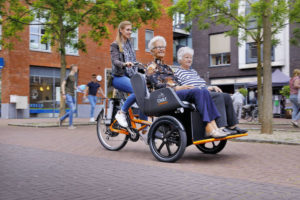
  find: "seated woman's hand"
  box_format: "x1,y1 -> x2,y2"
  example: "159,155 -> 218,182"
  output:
174,85 -> 194,91
208,86 -> 222,93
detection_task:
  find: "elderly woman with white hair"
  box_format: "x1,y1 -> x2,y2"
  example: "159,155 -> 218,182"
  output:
174,46 -> 247,134
146,36 -> 228,139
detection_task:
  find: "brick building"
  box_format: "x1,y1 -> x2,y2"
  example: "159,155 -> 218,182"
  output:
0,1 -> 173,119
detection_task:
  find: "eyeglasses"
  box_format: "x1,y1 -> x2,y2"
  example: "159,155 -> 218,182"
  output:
153,46 -> 166,50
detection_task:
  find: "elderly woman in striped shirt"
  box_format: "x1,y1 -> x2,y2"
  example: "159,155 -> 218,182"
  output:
174,47 -> 247,134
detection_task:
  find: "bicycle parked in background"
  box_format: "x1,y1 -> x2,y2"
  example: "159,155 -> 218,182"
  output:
241,104 -> 258,122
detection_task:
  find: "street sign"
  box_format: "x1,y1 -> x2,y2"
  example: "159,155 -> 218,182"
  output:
0,57 -> 4,69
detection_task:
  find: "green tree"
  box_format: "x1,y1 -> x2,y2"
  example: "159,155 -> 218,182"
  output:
169,0 -> 289,134
0,0 -> 34,49
289,0 -> 300,45
280,85 -> 290,98
1,0 -> 162,115
239,88 -> 248,97
261,0 -> 273,134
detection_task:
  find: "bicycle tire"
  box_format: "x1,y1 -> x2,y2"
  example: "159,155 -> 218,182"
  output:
97,110 -> 128,151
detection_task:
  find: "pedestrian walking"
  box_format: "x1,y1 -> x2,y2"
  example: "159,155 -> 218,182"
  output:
84,74 -> 105,122
248,89 -> 256,104
289,68 -> 300,127
232,89 -> 245,120
58,64 -> 78,129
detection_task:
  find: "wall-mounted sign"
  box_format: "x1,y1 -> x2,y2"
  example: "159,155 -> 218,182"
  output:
0,58 -> 4,70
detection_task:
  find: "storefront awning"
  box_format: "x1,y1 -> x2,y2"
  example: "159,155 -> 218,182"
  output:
247,69 -> 290,88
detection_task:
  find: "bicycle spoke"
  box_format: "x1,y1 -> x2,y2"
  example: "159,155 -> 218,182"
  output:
166,143 -> 172,156
212,141 -> 216,148
157,142 -> 165,153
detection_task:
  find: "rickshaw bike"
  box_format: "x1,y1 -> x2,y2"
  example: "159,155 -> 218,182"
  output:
96,70 -> 248,163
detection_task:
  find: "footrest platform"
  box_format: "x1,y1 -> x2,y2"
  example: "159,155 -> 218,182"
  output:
193,133 -> 248,145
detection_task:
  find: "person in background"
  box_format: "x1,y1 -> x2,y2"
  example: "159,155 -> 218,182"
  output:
110,21 -> 147,128
175,47 -> 247,134
289,68 -> 300,127
58,64 -> 78,129
146,36 -> 227,138
84,74 -> 105,122
248,88 -> 256,104
232,89 -> 245,120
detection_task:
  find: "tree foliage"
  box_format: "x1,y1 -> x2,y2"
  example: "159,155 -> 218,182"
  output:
1,0 -> 163,115
169,0 -> 290,134
168,0 -> 288,45
289,0 -> 300,45
0,0 -> 34,49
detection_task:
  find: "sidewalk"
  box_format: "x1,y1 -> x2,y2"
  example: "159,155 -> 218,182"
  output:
1,117 -> 300,145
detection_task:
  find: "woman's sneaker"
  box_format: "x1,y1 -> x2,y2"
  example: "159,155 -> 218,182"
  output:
115,111 -> 128,127
291,121 -> 299,128
206,129 -> 228,138
89,117 -> 95,122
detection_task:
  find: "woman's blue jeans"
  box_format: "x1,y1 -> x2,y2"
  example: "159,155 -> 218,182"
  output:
88,95 -> 97,118
112,75 -> 147,120
60,94 -> 76,126
290,94 -> 300,121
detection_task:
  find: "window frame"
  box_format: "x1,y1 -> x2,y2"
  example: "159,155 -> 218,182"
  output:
246,42 -> 275,64
209,53 -> 231,67
209,33 -> 231,67
29,18 -> 51,52
130,29 -> 138,50
145,29 -> 154,52
65,28 -> 79,56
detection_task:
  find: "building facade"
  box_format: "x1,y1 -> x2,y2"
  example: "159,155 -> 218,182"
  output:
0,1 -> 173,119
191,16 -> 300,95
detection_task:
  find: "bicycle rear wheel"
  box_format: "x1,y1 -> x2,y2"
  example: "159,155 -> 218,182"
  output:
97,111 -> 128,151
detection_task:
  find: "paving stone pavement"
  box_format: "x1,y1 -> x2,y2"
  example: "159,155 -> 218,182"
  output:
1,118 -> 300,200
1,143 -> 300,200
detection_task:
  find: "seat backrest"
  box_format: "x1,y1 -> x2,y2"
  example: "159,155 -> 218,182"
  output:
131,73 -> 191,116
130,73 -> 148,111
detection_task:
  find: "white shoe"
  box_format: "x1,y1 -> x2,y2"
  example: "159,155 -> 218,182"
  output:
68,125 -> 76,130
89,117 -> 95,122
115,111 -> 128,127
206,129 -> 227,138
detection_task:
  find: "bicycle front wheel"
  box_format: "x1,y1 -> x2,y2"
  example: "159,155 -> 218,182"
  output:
97,111 -> 128,151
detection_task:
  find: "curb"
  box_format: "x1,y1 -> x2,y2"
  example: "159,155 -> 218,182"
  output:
8,122 -> 97,128
232,138 -> 300,145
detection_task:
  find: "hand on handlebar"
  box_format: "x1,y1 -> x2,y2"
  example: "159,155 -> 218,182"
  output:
124,62 -> 134,68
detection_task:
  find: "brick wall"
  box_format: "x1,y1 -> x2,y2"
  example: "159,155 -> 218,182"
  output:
0,0 -> 173,108
191,23 -> 257,83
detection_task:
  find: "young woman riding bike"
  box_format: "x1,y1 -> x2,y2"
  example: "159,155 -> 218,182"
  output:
110,21 -> 147,128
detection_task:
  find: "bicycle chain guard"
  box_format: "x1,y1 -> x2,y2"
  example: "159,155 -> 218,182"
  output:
127,127 -> 139,142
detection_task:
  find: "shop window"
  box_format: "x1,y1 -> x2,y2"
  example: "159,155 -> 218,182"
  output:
246,42 -> 275,63
209,33 -> 231,67
29,66 -> 71,118
145,30 -> 154,52
130,29 -> 138,50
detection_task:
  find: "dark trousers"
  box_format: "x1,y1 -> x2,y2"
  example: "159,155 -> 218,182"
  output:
176,88 -> 220,123
210,92 -> 238,127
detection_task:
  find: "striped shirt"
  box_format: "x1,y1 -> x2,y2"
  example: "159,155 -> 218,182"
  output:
175,68 -> 207,88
